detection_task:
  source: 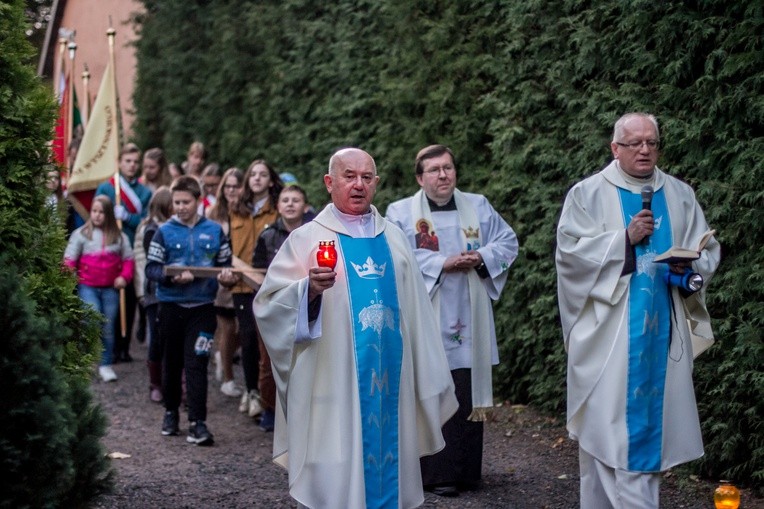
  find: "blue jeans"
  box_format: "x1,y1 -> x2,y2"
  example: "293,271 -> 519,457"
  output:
78,284 -> 118,366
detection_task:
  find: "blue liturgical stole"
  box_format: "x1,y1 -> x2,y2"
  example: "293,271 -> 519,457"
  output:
337,233 -> 403,508
618,187 -> 673,472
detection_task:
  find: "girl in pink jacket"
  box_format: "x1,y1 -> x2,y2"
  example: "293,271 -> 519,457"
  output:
65,195 -> 134,382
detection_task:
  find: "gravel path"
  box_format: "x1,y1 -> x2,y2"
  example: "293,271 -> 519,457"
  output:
91,339 -> 760,508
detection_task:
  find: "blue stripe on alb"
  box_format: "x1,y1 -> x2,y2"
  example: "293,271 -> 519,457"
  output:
618,187 -> 672,472
337,234 -> 402,508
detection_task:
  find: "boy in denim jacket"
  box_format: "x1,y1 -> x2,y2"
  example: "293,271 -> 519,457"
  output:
146,176 -> 236,445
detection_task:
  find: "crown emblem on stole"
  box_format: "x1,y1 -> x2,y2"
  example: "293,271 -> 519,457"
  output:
463,226 -> 480,239
351,257 -> 386,279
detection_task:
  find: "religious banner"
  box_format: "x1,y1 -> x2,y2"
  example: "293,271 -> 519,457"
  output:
67,53 -> 119,193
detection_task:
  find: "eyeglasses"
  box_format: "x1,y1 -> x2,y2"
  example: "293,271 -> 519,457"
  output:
422,164 -> 456,176
615,139 -> 660,150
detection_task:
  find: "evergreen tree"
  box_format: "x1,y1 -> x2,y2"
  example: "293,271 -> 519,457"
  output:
0,262 -> 75,507
0,0 -> 112,505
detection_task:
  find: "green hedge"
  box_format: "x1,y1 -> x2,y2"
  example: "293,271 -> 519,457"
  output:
132,0 -> 763,487
1,1 -> 111,505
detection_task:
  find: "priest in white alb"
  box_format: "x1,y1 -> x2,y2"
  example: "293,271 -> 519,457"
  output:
253,148 -> 458,509
556,113 -> 720,508
386,144 -> 519,497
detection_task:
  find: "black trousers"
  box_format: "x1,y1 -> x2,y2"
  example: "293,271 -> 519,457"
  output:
420,368 -> 484,487
159,302 -> 215,422
113,283 -> 137,358
146,303 -> 161,363
233,293 -> 260,392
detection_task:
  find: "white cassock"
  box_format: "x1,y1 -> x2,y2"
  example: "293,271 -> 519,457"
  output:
386,190 -> 518,418
253,203 -> 458,509
556,160 -> 720,474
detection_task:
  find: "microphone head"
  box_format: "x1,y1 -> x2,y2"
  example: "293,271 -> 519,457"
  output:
641,185 -> 654,211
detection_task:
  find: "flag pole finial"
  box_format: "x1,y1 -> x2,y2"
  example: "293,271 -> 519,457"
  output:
107,26 -> 116,51
81,64 -> 90,127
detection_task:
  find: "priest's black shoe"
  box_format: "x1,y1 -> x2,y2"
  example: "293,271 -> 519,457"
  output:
425,484 -> 459,497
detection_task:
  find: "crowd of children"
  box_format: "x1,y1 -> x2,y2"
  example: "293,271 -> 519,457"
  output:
60,140 -> 312,446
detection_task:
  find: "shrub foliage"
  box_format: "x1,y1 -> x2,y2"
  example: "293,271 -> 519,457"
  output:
0,0 -> 111,505
132,0 -> 763,486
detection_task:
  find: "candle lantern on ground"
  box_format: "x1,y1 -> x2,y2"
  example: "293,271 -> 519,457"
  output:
317,240 -> 337,269
714,481 -> 740,509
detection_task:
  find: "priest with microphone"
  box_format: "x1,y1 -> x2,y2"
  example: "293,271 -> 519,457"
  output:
556,112 -> 720,507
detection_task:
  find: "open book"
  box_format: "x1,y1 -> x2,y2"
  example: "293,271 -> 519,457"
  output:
653,229 -> 716,264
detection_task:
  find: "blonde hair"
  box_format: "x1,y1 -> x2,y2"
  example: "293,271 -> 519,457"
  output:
207,167 -> 243,223
187,141 -> 207,159
143,148 -> 173,188
145,186 -> 173,224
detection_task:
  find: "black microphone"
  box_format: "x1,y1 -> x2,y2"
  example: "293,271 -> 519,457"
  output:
641,185 -> 654,210
640,185 -> 654,245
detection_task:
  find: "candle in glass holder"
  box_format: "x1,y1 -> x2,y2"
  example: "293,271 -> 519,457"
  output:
317,240 -> 338,269
714,481 -> 740,509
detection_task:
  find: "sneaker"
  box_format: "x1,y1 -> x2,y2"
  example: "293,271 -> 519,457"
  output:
259,409 -> 275,432
238,391 -> 249,413
98,365 -> 118,382
214,351 -> 223,382
187,421 -> 214,446
220,380 -> 242,397
248,390 -> 263,418
161,410 -> 179,436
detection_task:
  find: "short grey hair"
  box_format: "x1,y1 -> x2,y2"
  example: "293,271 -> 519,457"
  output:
612,113 -> 660,142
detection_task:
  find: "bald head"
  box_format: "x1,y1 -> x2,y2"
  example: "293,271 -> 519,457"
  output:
328,148 -> 377,177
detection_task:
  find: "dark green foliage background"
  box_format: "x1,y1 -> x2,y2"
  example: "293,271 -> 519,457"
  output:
132,0 -> 763,486
1,1 -> 112,505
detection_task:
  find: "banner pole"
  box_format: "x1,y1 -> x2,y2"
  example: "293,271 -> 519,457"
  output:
66,40 -> 76,168
106,24 -> 127,339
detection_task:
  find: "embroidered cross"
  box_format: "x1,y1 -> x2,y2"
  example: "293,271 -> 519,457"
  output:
449,318 -> 466,344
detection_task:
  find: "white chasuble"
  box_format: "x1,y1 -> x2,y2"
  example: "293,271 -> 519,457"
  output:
556,161 -> 720,472
254,204 -> 457,509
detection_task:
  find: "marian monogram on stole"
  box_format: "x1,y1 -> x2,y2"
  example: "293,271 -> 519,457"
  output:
337,234 -> 403,506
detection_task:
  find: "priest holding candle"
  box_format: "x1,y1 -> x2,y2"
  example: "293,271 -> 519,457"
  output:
254,148 -> 458,509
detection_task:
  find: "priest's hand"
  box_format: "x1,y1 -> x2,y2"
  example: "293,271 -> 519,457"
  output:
308,267 -> 336,301
627,209 -> 654,245
443,252 -> 481,272
460,250 -> 483,268
669,261 -> 692,274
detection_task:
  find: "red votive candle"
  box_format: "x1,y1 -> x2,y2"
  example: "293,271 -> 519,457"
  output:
317,240 -> 338,269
